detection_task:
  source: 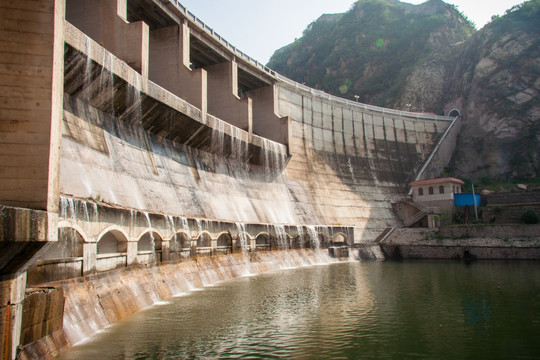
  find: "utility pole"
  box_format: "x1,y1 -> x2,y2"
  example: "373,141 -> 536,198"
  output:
472,183 -> 478,221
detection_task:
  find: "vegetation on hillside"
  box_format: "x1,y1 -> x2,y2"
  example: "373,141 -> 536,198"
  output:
268,0 -> 539,182
445,0 -> 540,181
488,0 -> 540,33
267,0 -> 474,107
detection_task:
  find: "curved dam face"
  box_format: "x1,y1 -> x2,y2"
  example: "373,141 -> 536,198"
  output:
0,0 -> 457,358
276,83 -> 453,237
57,6 -> 454,241
60,73 -> 450,238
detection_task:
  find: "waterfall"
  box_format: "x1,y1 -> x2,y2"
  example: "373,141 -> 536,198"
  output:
235,222 -> 253,276
181,217 -> 190,234
196,218 -> 204,235
273,224 -> 289,250
59,196 -> 75,220
142,212 -> 157,264
57,197 -> 99,259
58,196 -> 98,224
165,215 -> 177,249
306,225 -> 320,250
60,249 -> 348,348
260,138 -> 287,181
232,125 -> 249,162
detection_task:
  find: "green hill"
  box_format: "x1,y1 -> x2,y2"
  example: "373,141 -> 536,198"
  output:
268,0 -> 540,181
268,0 -> 474,109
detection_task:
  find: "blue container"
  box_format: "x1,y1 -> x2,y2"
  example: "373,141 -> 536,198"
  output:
454,193 -> 481,207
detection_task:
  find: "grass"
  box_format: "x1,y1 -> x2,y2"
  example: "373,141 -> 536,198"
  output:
475,178 -> 540,193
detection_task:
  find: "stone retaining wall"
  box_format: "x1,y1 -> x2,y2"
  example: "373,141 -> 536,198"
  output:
380,225 -> 540,260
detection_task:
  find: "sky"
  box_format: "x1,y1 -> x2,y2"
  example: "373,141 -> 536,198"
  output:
177,0 -> 525,65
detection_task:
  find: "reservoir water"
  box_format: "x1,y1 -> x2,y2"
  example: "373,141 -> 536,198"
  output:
58,260 -> 540,359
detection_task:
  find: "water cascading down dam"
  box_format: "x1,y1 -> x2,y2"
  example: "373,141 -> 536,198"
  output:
0,0 -> 460,358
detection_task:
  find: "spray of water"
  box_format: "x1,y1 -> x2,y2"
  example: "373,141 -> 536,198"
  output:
235,222 -> 253,276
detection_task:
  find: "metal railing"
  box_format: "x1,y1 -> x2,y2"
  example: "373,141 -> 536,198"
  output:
168,0 -> 276,76
404,209 -> 430,227
169,0 -> 454,122
403,203 -> 440,227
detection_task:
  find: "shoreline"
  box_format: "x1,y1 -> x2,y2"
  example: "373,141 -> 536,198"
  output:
377,224 -> 540,260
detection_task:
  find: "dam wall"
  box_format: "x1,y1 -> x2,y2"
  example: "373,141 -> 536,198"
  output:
276,82 -> 454,238
58,19 -> 454,241
1,1 -> 457,358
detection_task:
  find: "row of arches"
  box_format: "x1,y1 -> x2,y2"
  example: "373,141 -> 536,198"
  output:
27,224 -> 350,285
41,226 -> 351,260
55,226 -> 349,252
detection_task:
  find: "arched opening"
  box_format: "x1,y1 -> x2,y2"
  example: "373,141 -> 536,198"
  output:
196,232 -> 212,256
418,188 -> 424,196
439,185 -> 445,194
217,233 -> 232,247
448,108 -> 461,117
319,233 -> 331,248
96,229 -> 128,272
137,231 -> 163,264
217,232 -> 233,254
27,227 -> 86,285
301,232 -> 330,249
293,233 -> 308,249
46,227 -> 85,259
138,231 -> 162,252
331,233 -> 348,246
271,233 -> 291,250
170,232 -> 191,260
236,232 -> 251,250
171,232 -> 191,250
97,229 -> 128,254
255,233 -> 271,251
428,186 -> 434,195
197,232 -> 212,248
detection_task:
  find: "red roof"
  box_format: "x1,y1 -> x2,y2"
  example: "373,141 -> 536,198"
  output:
410,177 -> 464,186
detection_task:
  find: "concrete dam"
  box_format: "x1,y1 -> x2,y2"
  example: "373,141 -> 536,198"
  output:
0,0 -> 459,358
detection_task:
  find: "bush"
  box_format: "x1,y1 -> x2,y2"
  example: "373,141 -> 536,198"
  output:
521,209 -> 540,224
453,208 -> 465,224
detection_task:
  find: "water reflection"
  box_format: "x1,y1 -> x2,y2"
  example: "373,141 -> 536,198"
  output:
59,261 -> 540,360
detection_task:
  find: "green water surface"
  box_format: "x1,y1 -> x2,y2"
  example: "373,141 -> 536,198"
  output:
58,260 -> 540,359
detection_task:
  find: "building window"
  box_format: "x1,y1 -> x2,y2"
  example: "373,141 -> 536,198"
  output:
429,186 -> 434,195
439,185 -> 445,194
418,188 -> 424,196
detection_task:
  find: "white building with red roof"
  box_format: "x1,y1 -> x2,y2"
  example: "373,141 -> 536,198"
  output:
410,177 -> 464,210
394,177 -> 464,228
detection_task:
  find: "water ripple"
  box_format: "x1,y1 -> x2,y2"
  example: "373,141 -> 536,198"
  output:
59,261 -> 540,360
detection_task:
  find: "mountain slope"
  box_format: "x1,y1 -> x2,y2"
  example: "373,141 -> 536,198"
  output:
268,0 -> 474,109
445,0 -> 540,179
268,0 -> 540,180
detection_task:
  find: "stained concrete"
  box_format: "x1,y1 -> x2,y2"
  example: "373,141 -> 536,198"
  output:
1,1 -> 460,358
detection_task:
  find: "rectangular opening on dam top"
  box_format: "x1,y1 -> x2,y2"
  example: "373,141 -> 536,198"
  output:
63,23 -> 289,166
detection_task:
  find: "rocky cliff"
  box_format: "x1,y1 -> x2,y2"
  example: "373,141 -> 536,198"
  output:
444,2 -> 540,180
268,0 -> 474,109
268,0 -> 540,181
